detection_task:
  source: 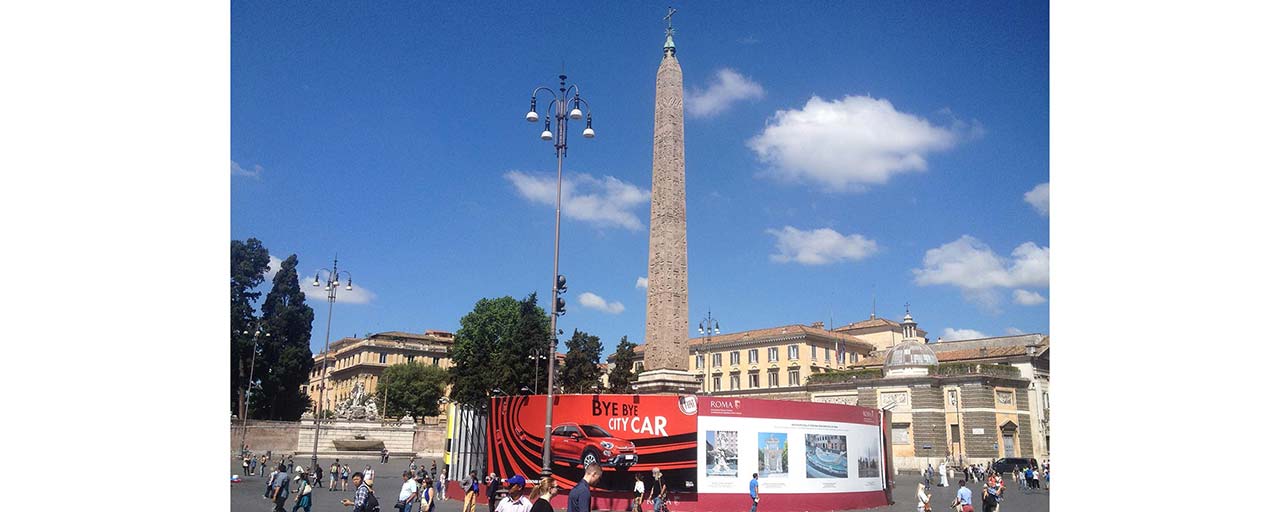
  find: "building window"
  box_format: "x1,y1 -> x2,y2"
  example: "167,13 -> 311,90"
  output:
696,355 -> 704,369
730,351 -> 740,365
892,423 -> 912,445
788,369 -> 800,386
432,357 -> 440,366
749,373 -> 760,388
748,349 -> 759,364
379,353 -> 387,364
768,347 -> 779,362
713,353 -> 722,367
767,370 -> 779,388
1042,392 -> 1049,411
788,345 -> 799,360
948,389 -> 959,407
811,345 -> 817,360
730,374 -> 740,390
407,355 -> 415,363
713,376 -> 722,392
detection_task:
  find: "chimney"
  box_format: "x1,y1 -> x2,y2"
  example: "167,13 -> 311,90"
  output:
811,321 -> 825,329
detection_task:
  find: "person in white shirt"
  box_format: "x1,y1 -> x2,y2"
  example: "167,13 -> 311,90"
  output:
916,482 -> 931,512
494,475 -> 532,512
399,471 -> 420,512
632,473 -> 645,512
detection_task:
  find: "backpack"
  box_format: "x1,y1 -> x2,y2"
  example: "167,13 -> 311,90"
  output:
363,484 -> 381,512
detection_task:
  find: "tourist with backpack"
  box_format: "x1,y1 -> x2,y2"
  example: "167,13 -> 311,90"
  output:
342,472 -> 380,512
463,470 -> 480,512
292,467 -> 314,512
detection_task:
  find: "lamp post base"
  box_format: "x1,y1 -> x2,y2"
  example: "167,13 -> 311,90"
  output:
634,369 -> 703,394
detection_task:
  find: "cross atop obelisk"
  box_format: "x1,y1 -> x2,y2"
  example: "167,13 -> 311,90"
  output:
636,8 -> 699,394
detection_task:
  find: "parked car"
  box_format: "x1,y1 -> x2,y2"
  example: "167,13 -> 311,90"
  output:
991,457 -> 1039,473
550,423 -> 638,468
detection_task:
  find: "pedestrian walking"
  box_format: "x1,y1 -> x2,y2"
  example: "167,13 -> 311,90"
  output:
437,465 -> 448,501
292,467 -> 314,512
916,482 -> 931,512
980,481 -> 999,512
341,472 -> 380,512
261,455 -> 269,476
243,455 -> 252,476
270,464 -> 292,512
462,470 -> 480,512
382,448 -> 389,464
569,464 -> 602,512
486,473 -> 501,512
633,473 -> 646,512
952,480 -> 973,512
749,473 -> 759,512
530,477 -> 559,512
267,466 -> 280,499
494,475 -> 531,512
939,465 -> 949,488
366,465 -> 375,484
342,464 -> 351,491
397,471 -> 420,512
648,468 -> 667,512
421,476 -> 437,512
330,461 -> 340,491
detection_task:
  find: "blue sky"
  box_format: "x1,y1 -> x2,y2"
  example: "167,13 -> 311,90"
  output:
231,1 -> 1049,354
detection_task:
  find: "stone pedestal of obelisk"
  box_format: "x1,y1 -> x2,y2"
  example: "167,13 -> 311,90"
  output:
635,21 -> 701,395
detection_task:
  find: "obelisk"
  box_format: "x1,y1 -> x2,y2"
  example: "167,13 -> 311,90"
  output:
636,8 -> 701,395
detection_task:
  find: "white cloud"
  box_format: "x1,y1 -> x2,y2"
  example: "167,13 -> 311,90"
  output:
748,95 -> 978,191
1012,289 -> 1047,305
686,69 -> 765,118
1005,327 -> 1026,335
912,235 -> 1049,307
506,171 -> 650,230
766,226 -> 878,265
268,254 -> 375,305
635,277 -> 648,289
232,160 -> 262,179
1024,182 -> 1049,216
939,328 -> 989,341
578,292 -> 625,314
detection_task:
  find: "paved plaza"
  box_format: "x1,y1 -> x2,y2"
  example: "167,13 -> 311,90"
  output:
231,457 -> 1047,512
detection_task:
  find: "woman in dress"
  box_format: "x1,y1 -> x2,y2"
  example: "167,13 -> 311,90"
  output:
916,482 -> 931,512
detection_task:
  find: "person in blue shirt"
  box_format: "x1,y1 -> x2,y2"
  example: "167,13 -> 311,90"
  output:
568,463 -> 602,512
749,473 -> 759,512
952,480 -> 973,511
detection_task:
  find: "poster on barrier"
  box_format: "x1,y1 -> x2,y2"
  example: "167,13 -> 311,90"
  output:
697,397 -> 884,495
487,394 -> 699,493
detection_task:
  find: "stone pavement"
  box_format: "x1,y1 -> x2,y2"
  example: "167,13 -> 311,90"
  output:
231,457 -> 1048,512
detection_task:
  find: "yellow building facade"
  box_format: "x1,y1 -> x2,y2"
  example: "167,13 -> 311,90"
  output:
306,330 -> 454,414
632,322 -> 876,393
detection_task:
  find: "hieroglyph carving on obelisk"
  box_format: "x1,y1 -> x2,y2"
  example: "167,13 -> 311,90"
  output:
643,12 -> 690,372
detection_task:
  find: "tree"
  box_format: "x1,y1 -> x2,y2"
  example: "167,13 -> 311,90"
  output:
606,335 -> 639,393
231,238 -> 270,415
448,293 -> 550,408
559,329 -> 604,394
375,362 -> 449,419
254,254 -> 315,420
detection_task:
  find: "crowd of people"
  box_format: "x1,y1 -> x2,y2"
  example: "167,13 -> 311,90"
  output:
915,460 -> 1050,512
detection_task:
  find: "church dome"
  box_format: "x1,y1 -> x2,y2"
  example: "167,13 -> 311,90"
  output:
883,339 -> 938,377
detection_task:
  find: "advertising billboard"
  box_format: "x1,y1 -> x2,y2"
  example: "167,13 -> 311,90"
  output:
696,397 -> 885,497
487,394 -> 699,493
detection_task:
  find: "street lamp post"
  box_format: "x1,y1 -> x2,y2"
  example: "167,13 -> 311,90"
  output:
309,257 -> 354,470
525,73 -> 596,478
527,347 -> 549,395
239,323 -> 269,454
697,310 -> 720,394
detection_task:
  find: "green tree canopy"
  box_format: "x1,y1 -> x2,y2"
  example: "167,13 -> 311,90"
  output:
254,254 -> 315,420
231,238 -> 270,415
559,329 -> 603,394
376,362 -> 449,419
448,293 -> 550,408
606,335 -> 639,393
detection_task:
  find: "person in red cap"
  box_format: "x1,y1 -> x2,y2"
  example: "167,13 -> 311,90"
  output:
494,475 -> 532,512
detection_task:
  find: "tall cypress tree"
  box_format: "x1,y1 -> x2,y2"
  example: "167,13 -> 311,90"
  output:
607,335 -> 639,393
231,238 -> 270,416
255,254 -> 315,420
559,329 -> 604,394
